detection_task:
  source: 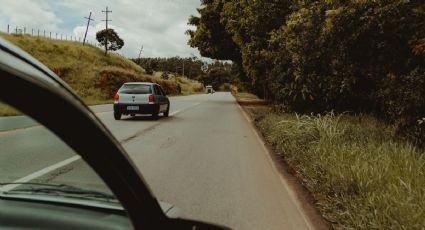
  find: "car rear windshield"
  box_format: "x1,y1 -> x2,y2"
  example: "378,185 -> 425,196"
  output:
119,84 -> 152,94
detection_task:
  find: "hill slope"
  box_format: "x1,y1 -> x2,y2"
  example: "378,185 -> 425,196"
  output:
0,33 -> 203,108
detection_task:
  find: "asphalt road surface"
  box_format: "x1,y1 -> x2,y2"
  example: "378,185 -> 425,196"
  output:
0,92 -> 314,230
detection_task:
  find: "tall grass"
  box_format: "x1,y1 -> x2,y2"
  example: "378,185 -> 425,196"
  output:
253,108 -> 425,229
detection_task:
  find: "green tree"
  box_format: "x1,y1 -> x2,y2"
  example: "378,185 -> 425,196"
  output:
96,28 -> 124,55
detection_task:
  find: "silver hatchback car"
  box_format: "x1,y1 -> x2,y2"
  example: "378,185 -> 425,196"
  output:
113,82 -> 170,120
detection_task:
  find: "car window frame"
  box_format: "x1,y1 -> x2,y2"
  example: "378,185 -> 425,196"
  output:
158,86 -> 166,96
152,85 -> 160,96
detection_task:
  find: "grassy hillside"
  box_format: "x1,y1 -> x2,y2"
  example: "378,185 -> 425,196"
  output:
0,33 -> 203,115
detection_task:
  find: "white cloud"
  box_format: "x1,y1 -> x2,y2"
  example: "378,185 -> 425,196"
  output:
0,0 -> 62,32
0,0 -> 202,58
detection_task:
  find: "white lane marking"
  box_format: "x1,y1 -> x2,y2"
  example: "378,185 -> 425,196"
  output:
0,102 -> 202,191
236,103 -> 315,230
0,155 -> 81,192
170,110 -> 181,116
169,102 -> 200,116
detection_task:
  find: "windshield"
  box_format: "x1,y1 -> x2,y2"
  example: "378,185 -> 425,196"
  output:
119,84 -> 152,94
1,1 -> 424,229
0,101 -> 120,208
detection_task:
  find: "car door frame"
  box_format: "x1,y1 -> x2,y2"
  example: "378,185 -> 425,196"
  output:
153,84 -> 167,112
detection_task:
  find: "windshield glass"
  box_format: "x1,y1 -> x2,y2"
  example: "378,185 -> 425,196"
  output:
119,84 -> 152,94
0,101 -> 120,208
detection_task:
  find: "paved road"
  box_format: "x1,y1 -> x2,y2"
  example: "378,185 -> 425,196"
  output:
0,93 -> 313,230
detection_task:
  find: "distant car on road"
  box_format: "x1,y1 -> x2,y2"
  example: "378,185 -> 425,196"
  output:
113,82 -> 170,120
206,85 -> 215,94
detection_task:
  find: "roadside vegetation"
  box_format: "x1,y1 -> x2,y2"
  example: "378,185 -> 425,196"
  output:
249,107 -> 425,229
233,92 -> 259,101
0,33 -> 203,116
192,1 -> 425,226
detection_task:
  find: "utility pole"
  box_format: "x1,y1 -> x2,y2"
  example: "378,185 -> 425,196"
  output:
102,6 -> 112,56
138,45 -> 143,64
182,58 -> 185,77
83,11 -> 94,46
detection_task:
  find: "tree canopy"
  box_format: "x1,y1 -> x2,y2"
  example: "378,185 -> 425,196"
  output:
188,0 -> 425,146
96,28 -> 124,52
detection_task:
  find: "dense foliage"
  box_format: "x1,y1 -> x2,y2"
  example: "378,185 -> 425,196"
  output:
188,0 -> 425,146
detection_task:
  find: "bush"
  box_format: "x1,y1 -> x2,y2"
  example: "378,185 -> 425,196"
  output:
375,67 -> 425,146
160,72 -> 169,80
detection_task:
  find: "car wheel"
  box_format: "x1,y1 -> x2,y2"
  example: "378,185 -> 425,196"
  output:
114,112 -> 122,120
164,104 -> 170,117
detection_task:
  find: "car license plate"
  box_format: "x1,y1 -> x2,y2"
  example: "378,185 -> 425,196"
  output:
127,106 -> 139,111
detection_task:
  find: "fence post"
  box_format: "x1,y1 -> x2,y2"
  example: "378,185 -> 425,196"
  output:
43,30 -> 45,37
31,28 -> 33,36
24,27 -> 26,34
49,32 -> 51,39
15,26 -> 18,34
7,24 -> 9,34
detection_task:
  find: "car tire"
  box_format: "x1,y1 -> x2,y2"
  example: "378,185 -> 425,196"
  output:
164,104 -> 170,117
114,112 -> 122,120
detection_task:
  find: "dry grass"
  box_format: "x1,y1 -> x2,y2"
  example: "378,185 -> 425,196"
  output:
234,92 -> 260,100
0,33 -> 203,116
252,108 -> 425,229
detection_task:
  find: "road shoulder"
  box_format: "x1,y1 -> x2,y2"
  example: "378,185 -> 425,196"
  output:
236,103 -> 330,230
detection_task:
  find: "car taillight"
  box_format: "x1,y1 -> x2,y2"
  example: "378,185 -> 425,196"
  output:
114,93 -> 119,102
149,94 -> 155,102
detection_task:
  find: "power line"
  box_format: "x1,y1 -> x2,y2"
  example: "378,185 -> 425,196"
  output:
101,6 -> 112,56
83,11 -> 94,46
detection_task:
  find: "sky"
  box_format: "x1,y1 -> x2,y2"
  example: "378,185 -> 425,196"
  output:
0,0 -> 202,58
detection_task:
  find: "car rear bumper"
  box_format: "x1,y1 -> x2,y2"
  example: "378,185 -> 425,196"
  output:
114,103 -> 158,114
